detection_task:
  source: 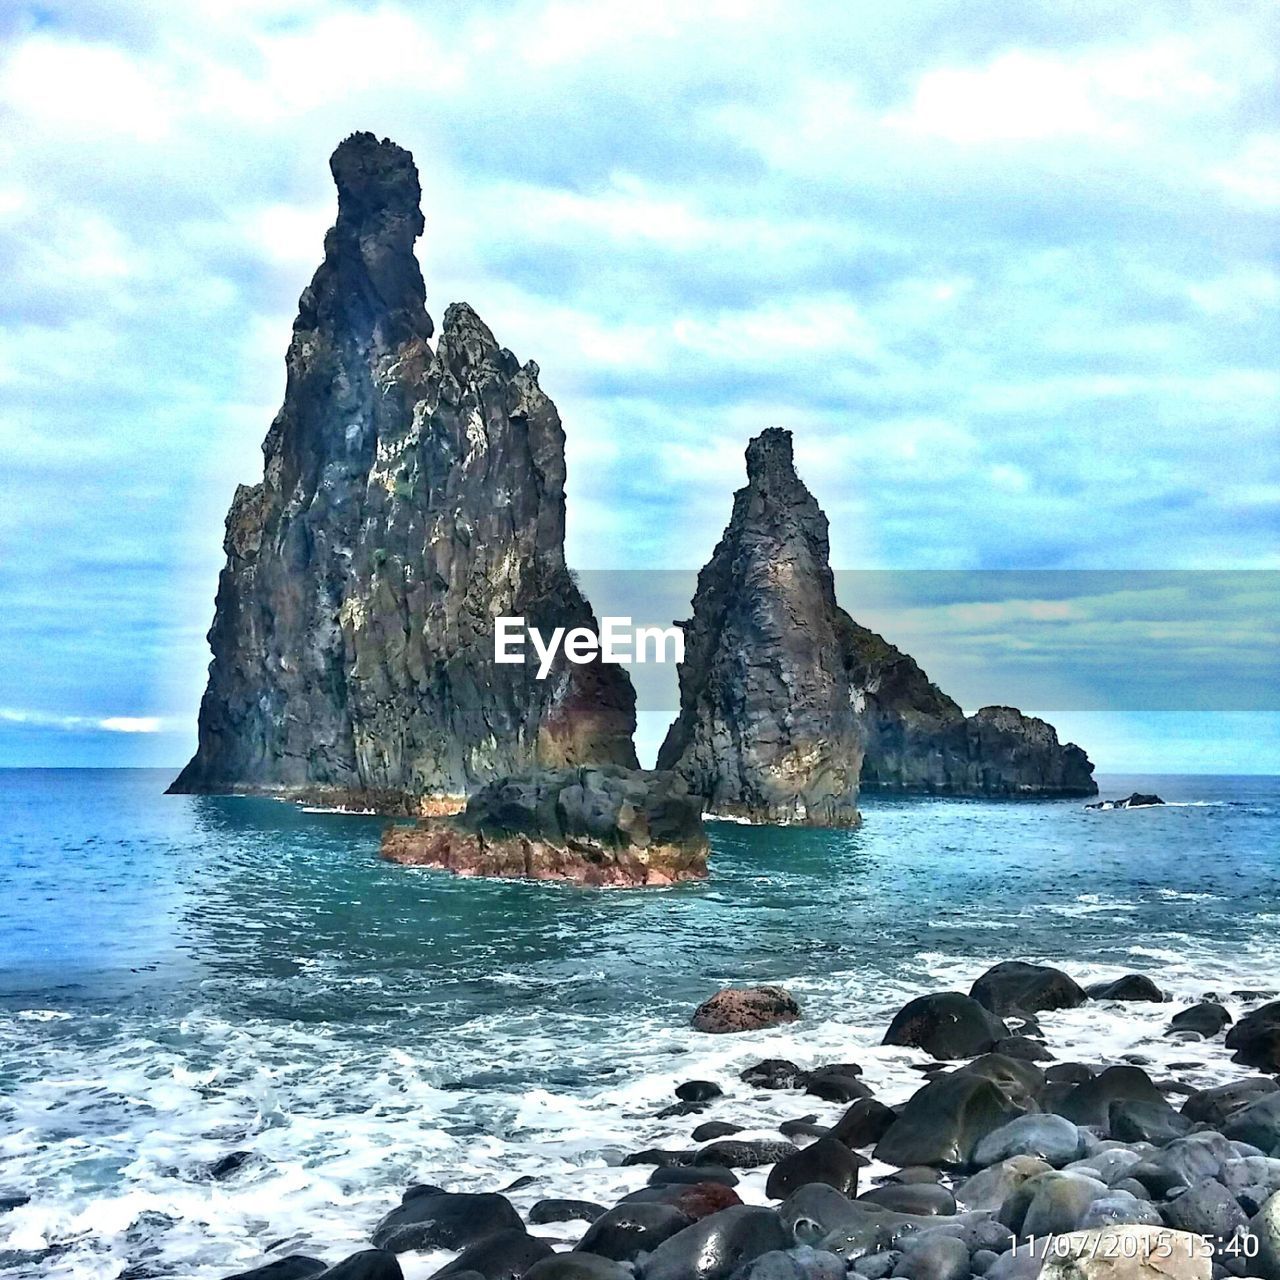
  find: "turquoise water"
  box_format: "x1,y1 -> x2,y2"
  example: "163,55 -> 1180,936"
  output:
0,770 -> 1276,1278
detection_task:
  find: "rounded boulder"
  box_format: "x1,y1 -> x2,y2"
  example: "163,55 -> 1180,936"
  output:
577,1203 -> 691,1262
972,1114 -> 1084,1169
428,1229 -> 554,1280
765,1137 -> 861,1201
970,961 -> 1088,1017
1085,976 -> 1165,1003
890,1234 -> 969,1280
829,1099 -> 898,1150
882,992 -> 1009,1060
677,1081 -> 723,1102
640,1205 -> 791,1280
371,1191 -> 521,1254
873,1072 -> 1025,1169
525,1257 -> 632,1280
1167,1002 -> 1232,1039
692,988 -> 800,1035
1226,1000 -> 1280,1071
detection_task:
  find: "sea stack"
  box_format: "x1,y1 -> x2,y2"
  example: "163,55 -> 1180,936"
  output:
170,133 -> 637,810
657,429 -> 864,825
659,429 -> 1096,815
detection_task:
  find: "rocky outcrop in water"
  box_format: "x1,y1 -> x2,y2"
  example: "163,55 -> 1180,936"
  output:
380,765 -> 708,886
1087,793 -> 1163,810
170,133 -> 636,811
658,429 -> 1095,811
843,627 -> 1097,797
691,987 -> 802,1034
656,429 -> 864,825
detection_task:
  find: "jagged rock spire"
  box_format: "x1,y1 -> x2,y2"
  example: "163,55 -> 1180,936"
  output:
171,134 -> 637,807
299,132 -> 432,352
657,428 -> 864,825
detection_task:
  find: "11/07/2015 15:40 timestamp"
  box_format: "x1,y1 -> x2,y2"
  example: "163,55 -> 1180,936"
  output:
1011,1230 -> 1259,1262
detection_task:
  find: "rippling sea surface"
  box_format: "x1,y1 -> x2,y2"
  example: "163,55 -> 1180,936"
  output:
1,769 -> 1277,1278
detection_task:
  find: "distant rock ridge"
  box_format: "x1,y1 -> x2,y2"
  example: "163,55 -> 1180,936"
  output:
845,620 -> 1098,796
657,428 -> 865,825
170,132 -> 637,810
1087,792 -> 1163,810
658,430 -> 1096,815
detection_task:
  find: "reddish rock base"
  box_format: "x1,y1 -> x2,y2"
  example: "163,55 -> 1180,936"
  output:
381,822 -> 707,887
380,765 -> 710,888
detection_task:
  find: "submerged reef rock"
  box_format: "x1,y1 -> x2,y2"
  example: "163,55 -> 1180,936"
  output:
171,133 -> 636,811
659,429 -> 1095,813
656,429 -> 865,826
379,765 -> 708,886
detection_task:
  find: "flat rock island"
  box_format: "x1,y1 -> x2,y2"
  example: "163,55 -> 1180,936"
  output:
381,765 -> 710,887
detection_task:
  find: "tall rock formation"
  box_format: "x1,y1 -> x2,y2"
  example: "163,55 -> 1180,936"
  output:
171,133 -> 637,809
656,429 -> 864,825
658,429 -> 1096,814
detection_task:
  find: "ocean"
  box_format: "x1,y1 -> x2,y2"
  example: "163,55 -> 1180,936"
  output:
0,770 -> 1277,1278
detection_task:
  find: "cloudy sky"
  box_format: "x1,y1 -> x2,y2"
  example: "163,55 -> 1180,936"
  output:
1,0 -> 1276,772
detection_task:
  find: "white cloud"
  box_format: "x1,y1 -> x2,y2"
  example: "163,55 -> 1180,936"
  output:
0,708 -> 167,733
249,202 -> 333,267
0,37 -> 176,141
1186,266 -> 1280,317
98,716 -> 165,733
894,52 -> 1120,143
523,178 -> 716,249
988,464 -> 1031,493
890,39 -> 1232,145
1213,135 -> 1280,208
673,296 -> 882,363
518,0 -> 684,69
939,599 -> 1083,628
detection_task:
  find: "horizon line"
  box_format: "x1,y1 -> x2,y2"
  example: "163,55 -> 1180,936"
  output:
1,766 -> 1277,780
